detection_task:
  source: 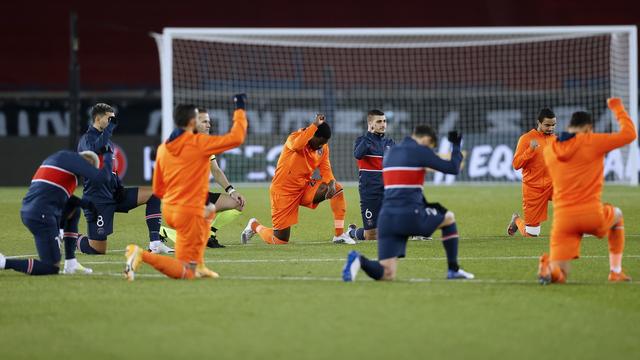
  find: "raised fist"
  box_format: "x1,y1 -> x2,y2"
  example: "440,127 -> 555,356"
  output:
447,131 -> 463,146
233,93 -> 247,110
607,97 -> 624,113
313,113 -> 326,126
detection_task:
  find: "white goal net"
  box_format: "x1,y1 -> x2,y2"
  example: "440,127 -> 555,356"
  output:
155,27 -> 638,185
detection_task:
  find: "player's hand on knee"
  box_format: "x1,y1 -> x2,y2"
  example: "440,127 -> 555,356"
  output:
231,191 -> 246,209
325,180 -> 337,199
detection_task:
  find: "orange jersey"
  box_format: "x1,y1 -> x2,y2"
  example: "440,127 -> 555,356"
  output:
543,102 -> 636,213
153,109 -> 247,216
271,124 -> 335,193
512,129 -> 555,189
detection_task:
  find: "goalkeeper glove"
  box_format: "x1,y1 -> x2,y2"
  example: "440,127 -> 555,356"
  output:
233,93 -> 247,110
447,131 -> 463,146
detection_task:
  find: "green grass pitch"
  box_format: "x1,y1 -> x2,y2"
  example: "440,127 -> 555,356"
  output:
1,184 -> 639,359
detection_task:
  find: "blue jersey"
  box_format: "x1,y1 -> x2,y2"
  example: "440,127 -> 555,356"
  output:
77,123 -> 120,202
354,132 -> 395,198
21,150 -> 113,217
382,137 -> 462,209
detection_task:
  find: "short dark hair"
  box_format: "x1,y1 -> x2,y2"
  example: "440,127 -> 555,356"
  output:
569,111 -> 593,127
198,107 -> 208,114
174,104 -> 198,127
368,109 -> 384,118
314,122 -> 332,139
90,103 -> 115,122
413,125 -> 438,145
537,108 -> 556,122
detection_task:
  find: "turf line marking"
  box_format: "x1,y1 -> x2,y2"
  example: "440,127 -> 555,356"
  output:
78,254 -> 640,265
95,272 -> 640,285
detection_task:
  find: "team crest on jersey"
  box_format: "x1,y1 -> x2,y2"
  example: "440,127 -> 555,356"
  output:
317,148 -> 323,156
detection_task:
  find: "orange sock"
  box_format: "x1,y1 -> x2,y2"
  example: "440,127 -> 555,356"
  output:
550,265 -> 566,283
252,221 -> 288,245
608,217 -> 625,271
330,190 -> 346,236
141,252 -> 195,279
515,218 -> 527,237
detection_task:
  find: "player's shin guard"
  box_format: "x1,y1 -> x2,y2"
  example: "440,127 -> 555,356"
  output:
141,252 -> 195,279
330,187 -> 346,236
211,209 -> 241,234
77,235 -> 102,254
359,254 -> 384,280
608,217 -> 625,273
441,223 -> 459,271
145,195 -> 162,242
252,222 -> 288,245
62,209 -> 80,260
4,259 -> 59,275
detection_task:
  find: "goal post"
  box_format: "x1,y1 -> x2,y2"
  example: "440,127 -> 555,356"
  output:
155,26 -> 638,185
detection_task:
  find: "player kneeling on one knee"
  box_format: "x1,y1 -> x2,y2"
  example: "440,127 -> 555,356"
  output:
342,125 -> 474,281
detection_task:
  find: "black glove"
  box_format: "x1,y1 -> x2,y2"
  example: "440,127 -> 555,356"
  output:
99,144 -> 114,155
113,185 -> 126,203
447,131 -> 463,146
426,201 -> 448,215
79,198 -> 99,223
233,93 -> 247,110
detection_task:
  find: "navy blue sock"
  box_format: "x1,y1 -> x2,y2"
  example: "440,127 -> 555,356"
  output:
359,254 -> 384,280
441,223 -> 459,271
349,227 -> 366,240
77,235 -> 102,255
5,259 -> 59,275
62,209 -> 80,260
145,195 -> 162,242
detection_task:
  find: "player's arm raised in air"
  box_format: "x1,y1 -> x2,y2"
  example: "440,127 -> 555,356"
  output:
422,132 -> 463,174
78,121 -> 116,153
512,134 -> 536,170
591,98 -> 637,153
69,149 -> 114,184
353,135 -> 371,159
197,96 -> 248,155
285,114 -> 325,151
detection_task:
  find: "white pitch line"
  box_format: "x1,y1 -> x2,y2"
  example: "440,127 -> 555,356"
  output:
94,272 -> 640,285
77,254 -> 640,266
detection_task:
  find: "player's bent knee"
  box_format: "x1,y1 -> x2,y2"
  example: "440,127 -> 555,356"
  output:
89,239 -> 107,254
364,229 -> 377,240
440,211 -> 455,227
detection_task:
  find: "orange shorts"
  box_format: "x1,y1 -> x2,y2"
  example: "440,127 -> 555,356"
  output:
163,207 -> 208,263
550,203 -> 616,261
522,185 -> 552,225
270,181 -> 323,230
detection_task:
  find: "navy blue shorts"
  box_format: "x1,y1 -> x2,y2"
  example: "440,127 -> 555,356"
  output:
85,187 -> 139,240
360,195 -> 383,230
377,204 -> 446,260
20,211 -> 61,265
